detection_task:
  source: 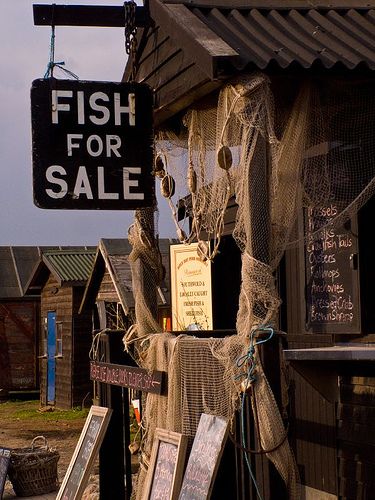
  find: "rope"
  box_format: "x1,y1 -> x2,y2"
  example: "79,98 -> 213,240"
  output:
43,17 -> 79,80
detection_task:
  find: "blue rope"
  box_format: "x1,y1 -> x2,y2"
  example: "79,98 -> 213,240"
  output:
44,25 -> 79,80
236,324 -> 275,500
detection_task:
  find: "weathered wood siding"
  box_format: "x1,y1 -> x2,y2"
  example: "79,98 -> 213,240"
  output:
0,300 -> 38,390
338,370 -> 375,499
72,287 -> 93,408
40,274 -> 73,409
97,270 -> 117,303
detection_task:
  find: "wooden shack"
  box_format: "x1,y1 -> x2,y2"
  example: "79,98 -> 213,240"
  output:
122,2 -> 375,499
80,238 -> 174,331
25,248 -> 95,409
0,247 -> 41,393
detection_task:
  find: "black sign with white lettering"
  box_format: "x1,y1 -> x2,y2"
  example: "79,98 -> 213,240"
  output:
31,79 -> 154,209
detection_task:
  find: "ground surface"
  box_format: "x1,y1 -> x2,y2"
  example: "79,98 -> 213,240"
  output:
0,399 -> 88,498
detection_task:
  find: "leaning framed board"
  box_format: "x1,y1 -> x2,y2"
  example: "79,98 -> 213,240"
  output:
143,429 -> 187,500
179,414 -> 229,500
56,406 -> 112,500
0,448 -> 11,499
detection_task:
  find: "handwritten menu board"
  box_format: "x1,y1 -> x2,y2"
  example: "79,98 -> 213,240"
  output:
57,406 -> 111,500
179,414 -> 229,500
0,448 -> 10,499
305,204 -> 360,333
144,429 -> 187,500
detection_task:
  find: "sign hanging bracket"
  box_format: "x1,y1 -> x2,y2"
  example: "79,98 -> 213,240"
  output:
33,4 -> 149,28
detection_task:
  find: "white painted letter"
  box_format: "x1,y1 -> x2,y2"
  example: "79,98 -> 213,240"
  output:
89,92 -> 110,125
98,167 -> 119,199
114,93 -> 135,126
77,91 -> 85,124
67,134 -> 83,156
45,165 -> 68,198
87,135 -> 103,157
51,90 -> 73,124
123,167 -> 144,200
73,166 -> 93,199
106,135 -> 121,157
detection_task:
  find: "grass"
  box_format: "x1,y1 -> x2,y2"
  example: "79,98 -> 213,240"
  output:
0,399 -> 89,421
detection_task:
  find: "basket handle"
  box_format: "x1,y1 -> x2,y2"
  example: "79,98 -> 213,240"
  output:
31,435 -> 48,450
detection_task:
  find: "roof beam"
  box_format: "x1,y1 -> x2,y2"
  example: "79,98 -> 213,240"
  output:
33,4 -> 149,27
163,0 -> 375,9
149,0 -> 239,80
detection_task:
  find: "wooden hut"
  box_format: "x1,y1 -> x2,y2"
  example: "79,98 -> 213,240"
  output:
80,238 -> 174,332
122,2 -> 375,499
0,247 -> 41,393
25,248 -> 95,409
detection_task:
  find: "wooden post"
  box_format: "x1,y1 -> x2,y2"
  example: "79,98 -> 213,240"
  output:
249,134 -> 287,499
98,331 -> 132,500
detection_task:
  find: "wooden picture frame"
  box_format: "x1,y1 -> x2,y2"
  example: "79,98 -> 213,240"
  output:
0,448 -> 11,499
179,414 -> 229,500
56,405 -> 112,500
143,429 -> 187,500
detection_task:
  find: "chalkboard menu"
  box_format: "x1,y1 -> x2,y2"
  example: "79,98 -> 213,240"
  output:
0,448 -> 10,499
144,429 -> 187,500
305,204 -> 360,333
179,414 -> 229,500
56,406 -> 111,500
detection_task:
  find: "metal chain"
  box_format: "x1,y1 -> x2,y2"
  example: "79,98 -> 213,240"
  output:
124,1 -> 138,80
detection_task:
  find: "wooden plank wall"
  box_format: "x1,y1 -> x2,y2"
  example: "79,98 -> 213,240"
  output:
135,24 -> 218,125
0,300 -> 38,390
72,287 -> 93,408
40,274 -> 73,409
337,368 -> 375,499
287,335 -> 337,496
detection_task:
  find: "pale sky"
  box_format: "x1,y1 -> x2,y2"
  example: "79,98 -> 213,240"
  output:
0,0 -> 175,245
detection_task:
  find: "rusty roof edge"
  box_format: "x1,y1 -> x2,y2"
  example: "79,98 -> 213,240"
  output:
163,0 -> 375,9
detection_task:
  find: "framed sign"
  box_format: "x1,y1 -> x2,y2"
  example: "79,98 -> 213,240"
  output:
304,206 -> 360,334
56,405 -> 112,500
31,79 -> 154,210
0,448 -> 11,498
143,429 -> 187,500
90,361 -> 164,394
170,243 -> 213,331
179,414 -> 229,500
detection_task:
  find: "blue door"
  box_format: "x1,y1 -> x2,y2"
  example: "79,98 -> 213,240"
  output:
47,312 -> 56,404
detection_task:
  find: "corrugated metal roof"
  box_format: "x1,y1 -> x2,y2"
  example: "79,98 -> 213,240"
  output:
42,250 -> 95,283
191,6 -> 375,70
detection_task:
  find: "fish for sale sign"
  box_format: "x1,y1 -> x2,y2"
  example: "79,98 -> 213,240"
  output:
31,79 -> 154,209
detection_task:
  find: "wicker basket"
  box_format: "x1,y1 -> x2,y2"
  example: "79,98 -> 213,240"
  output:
8,436 -> 60,497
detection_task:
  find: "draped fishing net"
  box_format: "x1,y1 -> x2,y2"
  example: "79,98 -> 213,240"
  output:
125,73 -> 375,498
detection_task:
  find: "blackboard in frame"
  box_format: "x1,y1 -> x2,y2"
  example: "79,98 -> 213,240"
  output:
56,405 -> 112,500
303,206 -> 361,334
0,448 -> 11,499
143,429 -> 187,500
179,414 -> 229,500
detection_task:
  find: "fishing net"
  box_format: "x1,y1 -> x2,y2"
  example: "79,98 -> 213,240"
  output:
125,72 -> 375,498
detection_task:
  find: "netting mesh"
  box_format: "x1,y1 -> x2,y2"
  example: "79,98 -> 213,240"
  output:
125,72 -> 375,498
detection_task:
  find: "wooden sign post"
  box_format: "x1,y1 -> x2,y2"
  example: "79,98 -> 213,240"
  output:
144,429 -> 187,500
179,414 -> 229,500
56,406 -> 112,500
